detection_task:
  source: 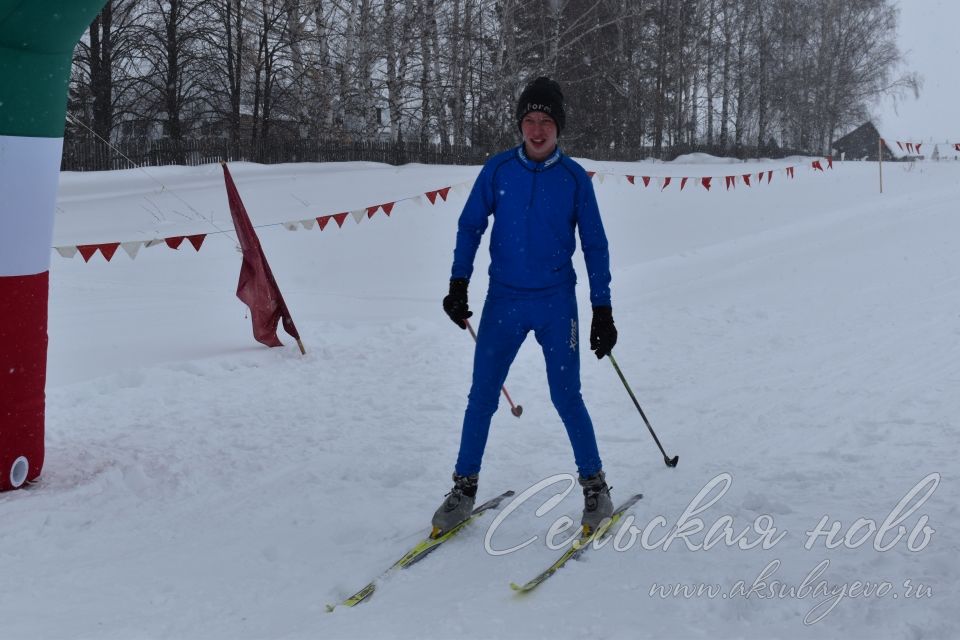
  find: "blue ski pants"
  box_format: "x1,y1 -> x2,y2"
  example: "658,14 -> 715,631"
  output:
454,285 -> 603,478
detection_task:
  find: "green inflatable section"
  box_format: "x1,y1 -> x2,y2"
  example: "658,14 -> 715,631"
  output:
0,1 -> 106,137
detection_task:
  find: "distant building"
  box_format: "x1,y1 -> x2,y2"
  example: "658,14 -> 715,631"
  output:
832,122 -> 902,161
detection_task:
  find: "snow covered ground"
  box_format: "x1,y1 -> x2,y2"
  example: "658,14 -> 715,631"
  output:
2,154 -> 958,639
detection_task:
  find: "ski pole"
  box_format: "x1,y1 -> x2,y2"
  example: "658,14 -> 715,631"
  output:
464,318 -> 523,417
608,352 -> 678,467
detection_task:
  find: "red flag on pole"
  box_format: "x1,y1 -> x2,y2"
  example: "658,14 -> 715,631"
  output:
221,163 -> 305,354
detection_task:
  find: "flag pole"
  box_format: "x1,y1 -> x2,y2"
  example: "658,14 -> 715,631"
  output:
878,138 -> 884,194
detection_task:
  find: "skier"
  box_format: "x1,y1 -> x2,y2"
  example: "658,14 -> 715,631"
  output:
433,77 -> 619,536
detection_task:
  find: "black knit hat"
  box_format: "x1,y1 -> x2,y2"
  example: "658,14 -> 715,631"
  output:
516,77 -> 565,134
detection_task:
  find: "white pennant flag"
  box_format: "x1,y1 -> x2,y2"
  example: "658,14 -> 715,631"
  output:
121,241 -> 143,259
300,219 -> 316,230
55,246 -> 78,258
283,221 -> 300,231
351,209 -> 366,224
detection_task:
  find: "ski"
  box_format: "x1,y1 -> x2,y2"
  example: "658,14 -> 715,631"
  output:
510,493 -> 642,594
327,489 -> 515,611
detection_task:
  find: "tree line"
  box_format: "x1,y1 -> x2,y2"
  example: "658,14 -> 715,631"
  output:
68,0 -> 918,162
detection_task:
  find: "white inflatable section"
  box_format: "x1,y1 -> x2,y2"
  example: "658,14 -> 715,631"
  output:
0,134 -> 63,276
9,456 -> 29,489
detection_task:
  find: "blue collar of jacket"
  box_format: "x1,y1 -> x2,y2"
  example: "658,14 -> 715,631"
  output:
515,144 -> 563,171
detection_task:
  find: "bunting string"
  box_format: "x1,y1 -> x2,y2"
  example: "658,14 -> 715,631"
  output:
55,155 -> 835,263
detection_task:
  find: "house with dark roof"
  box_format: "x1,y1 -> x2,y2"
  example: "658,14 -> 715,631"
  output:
832,122 -> 902,161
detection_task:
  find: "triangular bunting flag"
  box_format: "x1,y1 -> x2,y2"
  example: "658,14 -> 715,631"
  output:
317,216 -> 332,230
767,170 -> 774,183
742,174 -> 752,187
165,236 -> 185,249
954,144 -> 960,152
366,206 -> 379,219
300,219 -> 315,230
725,176 -> 736,190
282,222 -> 299,231
916,143 -> 922,154
897,141 -> 904,151
642,176 -> 651,188
99,243 -> 121,261
827,156 -> 833,169
77,245 -> 99,262
701,177 -> 712,191
425,190 -> 439,205
906,142 -> 914,154
56,246 -> 78,259
811,160 -> 823,171
351,209 -> 366,224
626,175 -> 635,185
660,177 -> 672,191
756,172 -> 765,184
187,234 -> 206,251
121,241 -> 142,259
786,167 -> 795,178
680,177 -> 688,191
382,202 -> 396,216
586,171 -> 596,179
436,187 -> 451,202
333,212 -> 348,228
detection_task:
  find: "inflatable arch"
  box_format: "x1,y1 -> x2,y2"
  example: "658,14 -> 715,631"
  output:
1,2 -> 107,490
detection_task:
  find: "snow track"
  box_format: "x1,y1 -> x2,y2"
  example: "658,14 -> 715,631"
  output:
1,158 -> 957,639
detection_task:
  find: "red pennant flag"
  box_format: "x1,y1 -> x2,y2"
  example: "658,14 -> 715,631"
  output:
811,160 -> 823,171
756,172 -> 765,184
436,188 -> 450,202
642,176 -> 651,187
366,205 -> 379,219
906,142 -> 914,154
425,190 -> 439,205
897,141 -> 904,151
165,236 -> 185,250
99,243 -> 120,261
701,177 -> 712,191
221,163 -> 303,352
742,174 -> 752,187
586,171 -> 596,179
916,143 -> 922,154
786,167 -> 795,179
680,177 -> 688,191
827,156 -> 833,169
661,177 -> 672,191
77,245 -> 99,262
767,170 -> 774,183
333,212 -> 348,228
382,201 -> 396,215
954,143 -> 960,152
725,176 -> 736,190
317,216 -> 331,230
187,234 -> 206,251
626,175 -> 635,185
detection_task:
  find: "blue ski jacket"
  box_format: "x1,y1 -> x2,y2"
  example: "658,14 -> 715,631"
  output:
451,145 -> 611,307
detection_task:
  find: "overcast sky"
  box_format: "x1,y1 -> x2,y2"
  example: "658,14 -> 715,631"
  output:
872,0 -> 960,141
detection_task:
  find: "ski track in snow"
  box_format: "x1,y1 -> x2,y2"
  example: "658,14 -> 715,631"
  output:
1,159 -> 958,639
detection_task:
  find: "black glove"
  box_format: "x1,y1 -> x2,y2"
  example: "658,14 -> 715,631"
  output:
590,306 -> 617,359
443,278 -> 472,329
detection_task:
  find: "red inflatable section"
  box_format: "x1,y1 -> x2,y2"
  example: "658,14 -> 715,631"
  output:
0,271 -> 48,490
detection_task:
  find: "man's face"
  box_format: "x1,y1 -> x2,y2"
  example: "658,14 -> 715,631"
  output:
521,112 -> 558,162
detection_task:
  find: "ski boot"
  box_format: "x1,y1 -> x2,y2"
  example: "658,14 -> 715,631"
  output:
431,473 -> 478,538
579,470 -> 613,535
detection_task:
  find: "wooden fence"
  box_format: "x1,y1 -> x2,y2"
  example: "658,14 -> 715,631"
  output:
60,136 -> 814,171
